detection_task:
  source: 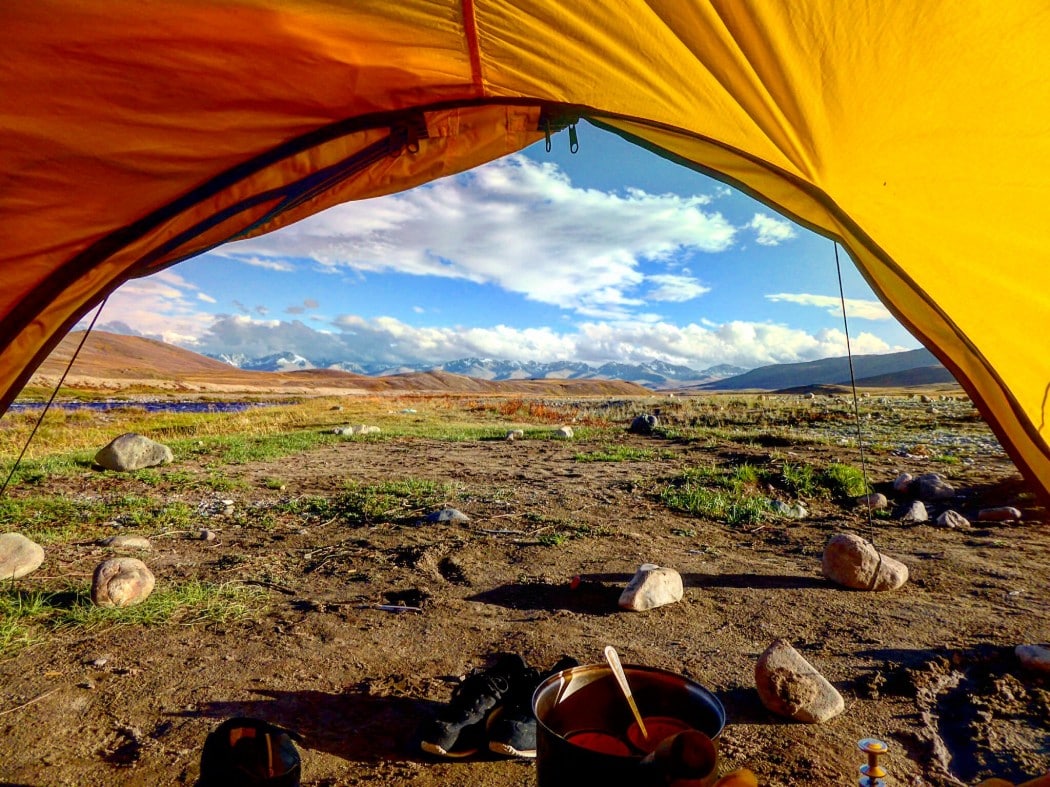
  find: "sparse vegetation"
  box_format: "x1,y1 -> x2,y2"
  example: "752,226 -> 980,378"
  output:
0,581 -> 265,656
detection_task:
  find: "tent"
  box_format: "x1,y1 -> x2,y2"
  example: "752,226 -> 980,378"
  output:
1,1 -> 1048,496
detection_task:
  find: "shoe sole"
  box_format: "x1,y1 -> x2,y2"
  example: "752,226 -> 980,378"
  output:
488,741 -> 537,759
420,741 -> 479,759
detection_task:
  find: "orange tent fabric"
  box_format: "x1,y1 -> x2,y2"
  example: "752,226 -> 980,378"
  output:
1,1 -> 1048,493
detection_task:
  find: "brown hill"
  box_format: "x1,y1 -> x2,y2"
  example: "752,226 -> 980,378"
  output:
26,331 -> 651,397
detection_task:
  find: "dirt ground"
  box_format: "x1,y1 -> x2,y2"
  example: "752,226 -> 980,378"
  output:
1,399 -> 1048,786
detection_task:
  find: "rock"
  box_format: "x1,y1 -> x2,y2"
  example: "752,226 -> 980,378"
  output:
94,433 -> 174,472
935,510 -> 970,529
629,414 -> 659,435
334,424 -> 381,436
754,639 -> 844,723
506,429 -> 525,441
900,500 -> 928,523
892,473 -> 913,493
425,508 -> 469,523
199,528 -> 217,542
1015,644 -> 1050,674
91,558 -> 155,608
0,532 -> 45,580
856,493 -> 889,510
978,506 -> 1022,522
554,426 -> 574,439
98,535 -> 152,551
618,564 -> 684,611
771,500 -> 807,519
821,533 -> 909,591
914,473 -> 955,502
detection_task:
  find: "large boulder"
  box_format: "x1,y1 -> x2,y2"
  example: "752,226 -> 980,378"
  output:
821,533 -> 909,591
94,433 -> 173,472
0,532 -> 45,580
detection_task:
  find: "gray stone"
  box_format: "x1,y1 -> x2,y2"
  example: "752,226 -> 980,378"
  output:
856,493 -> 889,510
505,429 -> 525,441
0,532 -> 45,580
892,472 -> 913,493
199,528 -> 217,541
978,506 -> 1022,522
618,564 -> 684,611
900,500 -> 929,523
91,557 -> 155,608
99,535 -> 152,551
333,424 -> 381,436
821,533 -> 909,591
426,508 -> 469,523
628,414 -> 659,435
1015,644 -> 1050,674
755,639 -> 844,723
914,473 -> 955,502
554,426 -> 574,439
935,510 -> 970,529
771,500 -> 807,519
94,433 -> 173,472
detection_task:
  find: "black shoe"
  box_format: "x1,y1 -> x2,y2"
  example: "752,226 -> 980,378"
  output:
199,717 -> 302,787
418,653 -> 530,758
487,655 -> 579,759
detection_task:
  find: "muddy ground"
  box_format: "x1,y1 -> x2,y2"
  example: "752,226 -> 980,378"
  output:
1,396 -> 1048,786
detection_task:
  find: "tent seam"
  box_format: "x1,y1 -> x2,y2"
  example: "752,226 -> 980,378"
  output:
461,0 -> 484,95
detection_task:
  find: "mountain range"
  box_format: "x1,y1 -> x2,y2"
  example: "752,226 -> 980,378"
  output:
212,346 -> 953,391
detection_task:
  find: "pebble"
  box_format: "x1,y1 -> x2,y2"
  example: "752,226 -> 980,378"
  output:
505,429 -> 524,441
821,533 -> 909,591
771,500 -> 807,519
555,426 -> 574,439
856,493 -> 889,510
754,639 -> 844,723
890,474 -> 915,493
978,506 -> 1022,522
1015,644 -> 1050,674
199,529 -> 217,542
618,563 -> 684,611
935,510 -> 970,529
913,473 -> 955,502
900,500 -> 929,523
91,558 -> 156,608
99,535 -> 152,551
0,532 -> 45,580
425,508 -> 469,523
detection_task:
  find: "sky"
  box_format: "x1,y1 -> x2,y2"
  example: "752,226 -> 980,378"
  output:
90,123 -> 920,372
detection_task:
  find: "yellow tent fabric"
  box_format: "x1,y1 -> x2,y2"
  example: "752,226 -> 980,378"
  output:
1,1 -> 1048,494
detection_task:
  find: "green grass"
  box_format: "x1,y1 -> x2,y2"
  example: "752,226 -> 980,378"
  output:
822,462 -> 870,498
660,480 -> 773,526
300,478 -> 451,527
574,445 -> 668,462
0,581 -> 266,656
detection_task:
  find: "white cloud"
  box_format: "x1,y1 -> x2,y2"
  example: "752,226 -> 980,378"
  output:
218,155 -> 735,318
197,292 -> 217,304
236,256 -> 296,272
185,312 -> 903,371
645,274 -> 711,302
89,270 -> 214,346
746,213 -> 797,246
766,292 -> 894,320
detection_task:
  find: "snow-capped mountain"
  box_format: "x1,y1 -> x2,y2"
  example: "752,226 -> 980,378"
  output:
213,352 -> 747,388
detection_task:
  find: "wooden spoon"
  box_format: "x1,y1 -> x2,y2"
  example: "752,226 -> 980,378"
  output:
603,645 -> 648,740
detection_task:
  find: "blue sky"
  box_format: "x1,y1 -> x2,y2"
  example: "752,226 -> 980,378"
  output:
93,123 -> 919,371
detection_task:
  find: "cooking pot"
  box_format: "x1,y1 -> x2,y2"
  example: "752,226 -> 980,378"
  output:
532,662 -> 726,787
